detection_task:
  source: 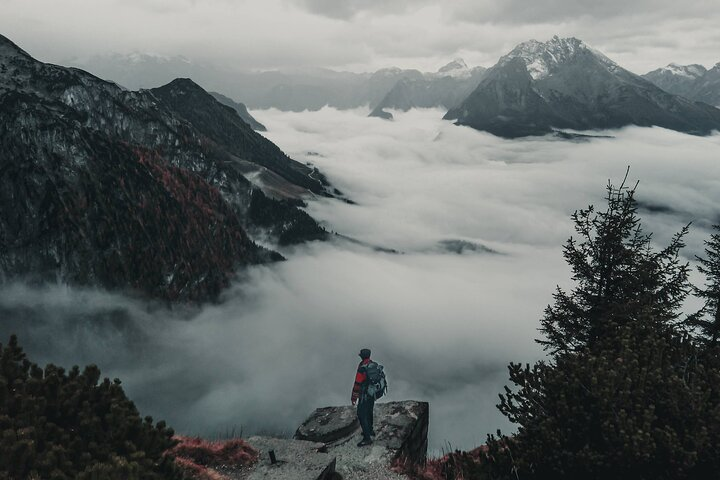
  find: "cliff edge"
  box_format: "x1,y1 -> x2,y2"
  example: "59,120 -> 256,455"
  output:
231,400 -> 428,480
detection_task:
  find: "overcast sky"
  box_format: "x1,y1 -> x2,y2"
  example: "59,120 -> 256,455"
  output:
2,0 -> 719,74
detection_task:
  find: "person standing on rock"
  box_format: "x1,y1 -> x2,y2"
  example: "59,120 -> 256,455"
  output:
352,348 -> 376,447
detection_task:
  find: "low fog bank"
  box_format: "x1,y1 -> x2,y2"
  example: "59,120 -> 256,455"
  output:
2,108 -> 720,451
259,108 -> 720,256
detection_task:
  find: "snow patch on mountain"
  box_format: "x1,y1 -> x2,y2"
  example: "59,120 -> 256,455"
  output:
499,35 -> 618,80
374,67 -> 405,77
660,63 -> 707,78
435,58 -> 471,78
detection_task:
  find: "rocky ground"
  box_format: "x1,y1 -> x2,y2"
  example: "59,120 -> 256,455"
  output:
226,400 -> 429,480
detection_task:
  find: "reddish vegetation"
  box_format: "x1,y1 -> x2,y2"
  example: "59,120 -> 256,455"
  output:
57,143 -> 265,301
393,446 -> 489,480
169,436 -> 259,480
174,457 -> 228,480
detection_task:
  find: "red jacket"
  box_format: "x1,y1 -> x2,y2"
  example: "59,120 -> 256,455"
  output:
351,358 -> 371,403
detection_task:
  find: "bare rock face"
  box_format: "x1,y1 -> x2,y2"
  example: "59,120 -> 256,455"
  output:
295,401 -> 429,479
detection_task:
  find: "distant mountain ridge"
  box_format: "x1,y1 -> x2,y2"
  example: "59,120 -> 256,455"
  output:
643,62 -> 720,107
0,34 -> 328,301
369,60 -> 487,119
72,54 -> 487,113
445,36 -> 720,138
209,91 -> 266,131
436,58 -> 473,78
72,47 -> 720,126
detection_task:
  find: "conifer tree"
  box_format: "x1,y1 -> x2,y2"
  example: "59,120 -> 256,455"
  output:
486,178 -> 720,480
690,224 -> 720,345
539,177 -> 690,354
0,335 -> 183,480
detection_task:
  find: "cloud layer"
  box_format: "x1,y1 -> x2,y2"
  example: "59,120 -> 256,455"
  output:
2,0 -> 719,74
2,109 -> 719,452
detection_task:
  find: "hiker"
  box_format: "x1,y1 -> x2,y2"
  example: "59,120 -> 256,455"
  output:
352,348 -> 379,447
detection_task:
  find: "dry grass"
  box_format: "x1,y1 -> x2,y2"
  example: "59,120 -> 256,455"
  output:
169,436 -> 259,480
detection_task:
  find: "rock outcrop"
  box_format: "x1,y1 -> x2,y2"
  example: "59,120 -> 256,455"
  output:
293,401 -> 429,479
233,401 -> 428,479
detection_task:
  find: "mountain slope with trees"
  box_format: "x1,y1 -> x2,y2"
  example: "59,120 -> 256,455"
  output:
0,34 -> 327,301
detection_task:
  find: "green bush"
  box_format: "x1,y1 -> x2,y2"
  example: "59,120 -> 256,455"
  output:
0,335 -> 183,480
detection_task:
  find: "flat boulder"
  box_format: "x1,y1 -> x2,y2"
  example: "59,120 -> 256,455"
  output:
295,406 -> 359,443
295,401 -> 429,479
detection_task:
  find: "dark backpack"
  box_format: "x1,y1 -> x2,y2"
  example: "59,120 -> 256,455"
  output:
364,361 -> 387,400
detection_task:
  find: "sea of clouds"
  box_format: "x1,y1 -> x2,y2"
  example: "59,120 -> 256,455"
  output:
2,108 -> 719,452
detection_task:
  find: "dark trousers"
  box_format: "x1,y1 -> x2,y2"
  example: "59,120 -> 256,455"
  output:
357,397 -> 375,441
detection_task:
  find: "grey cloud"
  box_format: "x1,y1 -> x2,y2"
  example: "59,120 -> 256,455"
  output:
288,0 -> 717,27
2,0 -> 720,76
449,0 -> 716,25
289,0 -> 430,19
117,0 -> 199,14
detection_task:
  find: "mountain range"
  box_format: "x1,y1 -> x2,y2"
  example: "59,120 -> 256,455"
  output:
3,31 -> 720,301
73,41 -> 720,139
445,36 -> 720,138
0,34 -> 330,301
70,55 -> 483,113
369,59 -> 486,119
643,63 -> 720,107
69,54 -> 405,111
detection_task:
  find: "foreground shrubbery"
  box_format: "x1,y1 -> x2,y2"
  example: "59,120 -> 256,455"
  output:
0,335 -> 183,480
404,178 -> 720,480
0,335 -> 261,480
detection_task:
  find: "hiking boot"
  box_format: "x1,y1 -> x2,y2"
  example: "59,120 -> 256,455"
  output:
357,439 -> 373,447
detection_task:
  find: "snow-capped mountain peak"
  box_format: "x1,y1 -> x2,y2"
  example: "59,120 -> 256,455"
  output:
661,63 -> 707,78
499,36 -> 615,80
437,58 -> 470,77
123,52 -> 192,65
374,67 -> 404,77
446,35 -> 720,138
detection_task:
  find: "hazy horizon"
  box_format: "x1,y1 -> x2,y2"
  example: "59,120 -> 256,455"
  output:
2,1 -> 720,76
